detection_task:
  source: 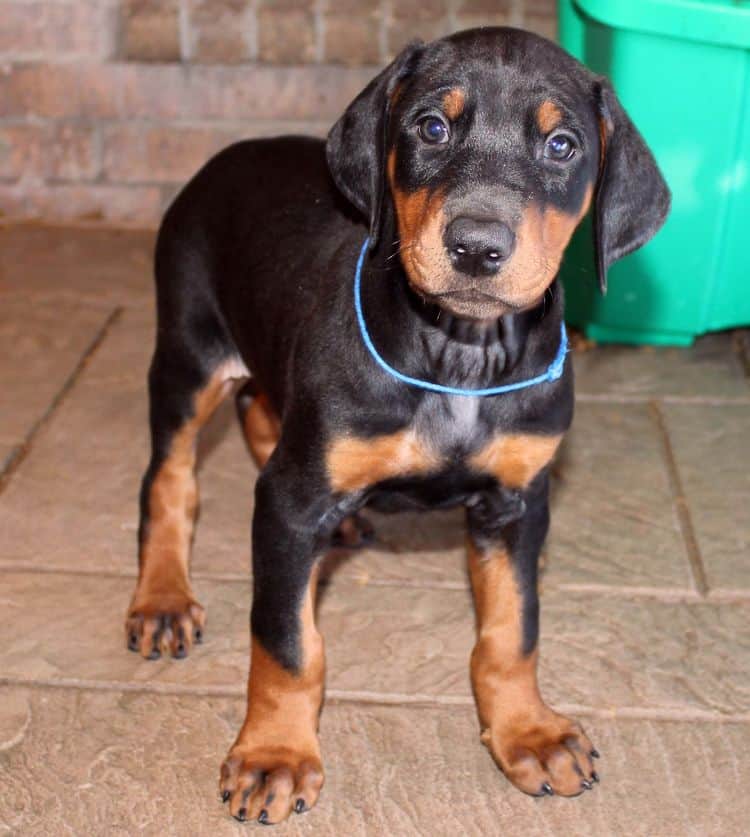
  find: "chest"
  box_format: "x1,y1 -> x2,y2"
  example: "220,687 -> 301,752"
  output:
326,394 -> 564,504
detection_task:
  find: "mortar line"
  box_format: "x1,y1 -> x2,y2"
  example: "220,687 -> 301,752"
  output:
649,399 -> 709,596
2,675 -> 749,723
0,307 -> 123,495
577,393 -> 750,406
2,562 -> 747,602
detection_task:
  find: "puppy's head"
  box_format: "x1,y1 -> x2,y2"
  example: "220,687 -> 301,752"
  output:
327,28 -> 670,321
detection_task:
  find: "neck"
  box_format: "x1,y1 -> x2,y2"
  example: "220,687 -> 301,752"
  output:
359,237 -> 564,393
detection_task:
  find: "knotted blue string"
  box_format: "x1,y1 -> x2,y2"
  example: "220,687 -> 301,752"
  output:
354,236 -> 568,397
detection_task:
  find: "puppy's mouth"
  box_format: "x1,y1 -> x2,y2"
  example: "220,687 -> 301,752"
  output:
425,287 -> 540,321
434,288 -> 505,305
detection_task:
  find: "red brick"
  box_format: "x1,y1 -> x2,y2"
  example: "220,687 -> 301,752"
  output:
47,123 -> 100,182
391,0 -> 449,20
181,66 -> 376,120
102,124 -> 234,183
121,0 -> 181,62
524,0 -> 557,15
0,63 -> 377,122
0,124 -> 44,179
0,64 -> 124,120
324,14 -> 383,66
257,0 -> 316,8
387,18 -> 452,58
0,183 -> 162,225
103,121 -> 332,183
454,13 -> 513,32
525,14 -> 558,41
257,9 -> 317,64
0,184 -> 28,219
0,1 -> 109,59
188,0 -> 252,64
455,0 -> 512,12
326,0 -> 383,11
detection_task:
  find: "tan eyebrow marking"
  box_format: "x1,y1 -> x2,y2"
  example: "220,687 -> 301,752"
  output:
443,88 -> 466,121
537,100 -> 563,134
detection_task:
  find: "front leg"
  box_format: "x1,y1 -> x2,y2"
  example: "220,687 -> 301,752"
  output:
467,476 -> 599,797
220,460 -> 333,825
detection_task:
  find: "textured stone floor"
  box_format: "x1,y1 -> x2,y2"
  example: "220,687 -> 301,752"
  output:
1,224 -> 748,836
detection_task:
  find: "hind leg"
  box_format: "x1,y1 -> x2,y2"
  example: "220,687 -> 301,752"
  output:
235,381 -> 281,470
235,382 -> 374,548
127,353 -> 243,659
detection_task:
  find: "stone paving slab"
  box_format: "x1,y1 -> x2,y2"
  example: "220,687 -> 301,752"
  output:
664,404 -> 750,592
2,571 -> 748,716
0,296 -> 111,448
572,333 -> 750,401
0,224 -> 155,305
1,686 -> 748,837
0,307 -> 255,576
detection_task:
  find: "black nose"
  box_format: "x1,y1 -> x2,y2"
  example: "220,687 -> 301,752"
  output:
443,217 -> 515,277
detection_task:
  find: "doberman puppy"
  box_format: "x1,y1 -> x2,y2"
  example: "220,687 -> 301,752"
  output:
125,27 -> 669,824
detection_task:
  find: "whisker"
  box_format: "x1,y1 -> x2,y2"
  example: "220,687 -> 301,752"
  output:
385,242 -> 416,263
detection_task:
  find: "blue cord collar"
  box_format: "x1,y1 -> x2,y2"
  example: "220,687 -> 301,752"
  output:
354,236 -> 568,397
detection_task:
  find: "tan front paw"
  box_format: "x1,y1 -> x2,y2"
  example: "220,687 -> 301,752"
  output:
125,588 -> 205,660
483,707 -> 600,798
220,744 -> 323,825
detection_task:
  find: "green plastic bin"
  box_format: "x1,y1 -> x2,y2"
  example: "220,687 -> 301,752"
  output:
558,0 -> 750,345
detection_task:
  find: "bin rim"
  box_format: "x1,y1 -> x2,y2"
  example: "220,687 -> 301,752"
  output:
571,0 -> 750,49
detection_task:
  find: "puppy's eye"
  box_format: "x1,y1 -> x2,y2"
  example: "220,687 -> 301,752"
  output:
418,116 -> 450,145
544,133 -> 577,162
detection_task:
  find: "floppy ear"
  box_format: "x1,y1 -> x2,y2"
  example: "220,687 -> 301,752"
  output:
593,80 -> 671,293
326,42 -> 423,250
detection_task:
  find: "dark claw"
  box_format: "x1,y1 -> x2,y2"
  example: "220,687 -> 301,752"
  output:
294,798 -> 306,814
592,771 -> 599,783
221,790 -> 230,803
258,809 -> 269,824
541,782 -> 554,796
591,748 -> 600,759
147,647 -> 161,660
581,779 -> 593,790
235,807 -> 247,822
128,633 -> 138,651
173,642 -> 186,659
194,628 -> 203,644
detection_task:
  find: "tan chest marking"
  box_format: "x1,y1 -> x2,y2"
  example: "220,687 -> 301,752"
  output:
326,429 -> 439,493
470,433 -> 563,490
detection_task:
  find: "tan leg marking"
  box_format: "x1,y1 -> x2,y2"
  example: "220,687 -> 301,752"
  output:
240,391 -> 281,470
221,567 -> 325,824
470,433 -> 563,490
537,100 -> 563,134
468,542 -> 597,797
127,363 -> 239,659
326,428 -> 439,493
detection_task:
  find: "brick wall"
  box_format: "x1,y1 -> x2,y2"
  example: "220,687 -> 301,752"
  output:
0,0 -> 558,227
